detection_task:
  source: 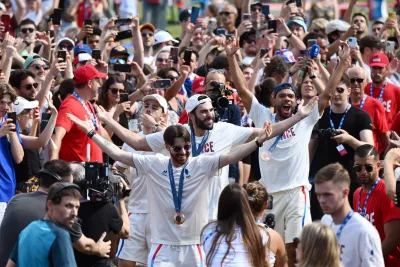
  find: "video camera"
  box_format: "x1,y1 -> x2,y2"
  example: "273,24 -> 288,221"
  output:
311,128 -> 341,139
208,81 -> 233,109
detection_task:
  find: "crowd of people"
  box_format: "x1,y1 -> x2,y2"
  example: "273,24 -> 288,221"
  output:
1,0 -> 400,266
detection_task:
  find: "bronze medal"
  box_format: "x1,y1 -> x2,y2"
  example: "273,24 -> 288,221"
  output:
173,212 -> 185,225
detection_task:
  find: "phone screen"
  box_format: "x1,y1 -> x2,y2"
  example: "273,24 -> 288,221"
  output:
153,79 -> 172,89
191,7 -> 200,24
184,50 -> 192,66
268,20 -> 277,33
262,5 -> 270,18
120,93 -> 129,103
7,112 -> 16,132
85,162 -> 99,182
57,50 -> 67,62
115,30 -> 133,41
92,49 -> 101,60
170,47 -> 179,64
53,8 -> 62,25
113,64 -> 132,73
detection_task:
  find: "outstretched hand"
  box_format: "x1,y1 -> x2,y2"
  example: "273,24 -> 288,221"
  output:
258,121 -> 273,143
224,29 -> 239,57
66,114 -> 93,134
297,96 -> 318,119
94,105 -> 113,123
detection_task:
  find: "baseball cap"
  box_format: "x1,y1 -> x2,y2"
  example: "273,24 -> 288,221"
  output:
140,23 -> 155,33
73,65 -> 107,84
286,19 -> 307,32
239,29 -> 257,48
110,45 -> 129,58
143,94 -> 168,113
72,53 -> 92,65
326,20 -> 350,35
369,52 -> 389,67
74,44 -> 92,56
192,76 -> 206,94
250,1 -> 262,7
154,31 -> 179,46
24,54 -> 49,69
47,182 -> 81,201
185,94 -> 212,113
276,49 -> 296,63
12,96 -> 39,115
57,37 -> 75,48
274,83 -> 296,96
309,18 -> 329,32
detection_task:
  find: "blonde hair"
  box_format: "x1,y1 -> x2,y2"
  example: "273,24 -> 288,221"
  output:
298,222 -> 342,267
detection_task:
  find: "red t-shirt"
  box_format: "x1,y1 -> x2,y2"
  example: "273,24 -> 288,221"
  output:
352,95 -> 389,152
353,179 -> 400,267
56,95 -> 103,163
364,82 -> 400,128
77,2 -> 100,28
390,111 -> 400,135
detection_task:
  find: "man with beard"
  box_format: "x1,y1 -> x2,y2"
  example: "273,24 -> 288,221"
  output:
348,66 -> 389,153
351,13 -> 369,40
140,23 -> 155,66
88,93 -> 317,222
9,70 -> 37,102
364,52 -> 400,128
352,144 -> 400,267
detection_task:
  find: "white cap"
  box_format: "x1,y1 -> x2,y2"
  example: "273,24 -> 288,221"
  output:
326,20 -> 350,35
57,37 -> 75,47
154,30 -> 179,45
143,94 -> 168,114
185,94 -> 212,114
12,96 -> 39,115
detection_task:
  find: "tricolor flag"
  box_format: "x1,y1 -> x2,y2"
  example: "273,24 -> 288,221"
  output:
368,0 -> 388,20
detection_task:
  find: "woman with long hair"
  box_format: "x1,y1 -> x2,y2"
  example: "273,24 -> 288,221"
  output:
201,183 -> 270,267
244,182 -> 287,267
296,222 -> 342,267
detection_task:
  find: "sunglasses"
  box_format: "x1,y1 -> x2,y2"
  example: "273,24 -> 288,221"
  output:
353,164 -> 374,173
336,87 -> 345,94
32,63 -> 50,70
110,88 -> 125,95
157,58 -> 169,63
245,39 -> 257,45
219,11 -> 233,16
21,28 -> 35,34
167,75 -> 179,81
88,40 -> 99,44
109,58 -> 126,64
141,32 -> 154,37
350,78 -> 364,84
59,44 -> 73,51
171,145 -> 191,152
21,83 -> 39,90
251,7 -> 262,12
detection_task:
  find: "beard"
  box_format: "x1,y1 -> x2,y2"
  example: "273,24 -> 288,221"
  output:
171,150 -> 190,165
359,175 -> 374,185
194,113 -> 214,130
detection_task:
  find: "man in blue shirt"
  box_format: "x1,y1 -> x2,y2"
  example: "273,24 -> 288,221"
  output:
7,183 -> 81,267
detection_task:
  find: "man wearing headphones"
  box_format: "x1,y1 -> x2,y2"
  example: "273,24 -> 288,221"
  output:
0,160 -> 111,267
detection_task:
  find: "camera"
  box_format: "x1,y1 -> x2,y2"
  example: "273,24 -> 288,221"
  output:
264,213 -> 275,229
208,81 -> 233,109
312,128 -> 340,139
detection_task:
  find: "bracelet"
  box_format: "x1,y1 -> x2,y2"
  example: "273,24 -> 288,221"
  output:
255,137 -> 263,148
87,129 -> 96,139
287,32 -> 293,39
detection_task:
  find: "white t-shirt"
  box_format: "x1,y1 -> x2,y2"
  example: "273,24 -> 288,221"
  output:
132,153 -> 220,245
321,213 -> 384,267
248,96 -> 320,193
202,223 -> 269,267
145,122 -> 253,220
115,133 -> 155,214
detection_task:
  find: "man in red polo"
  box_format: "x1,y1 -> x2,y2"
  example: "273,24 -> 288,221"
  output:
51,65 -> 108,162
364,52 -> 400,128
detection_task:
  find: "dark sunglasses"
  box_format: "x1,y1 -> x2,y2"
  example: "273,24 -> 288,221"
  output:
353,164 -> 374,173
157,58 -> 169,63
32,63 -> 50,70
141,32 -> 154,37
167,75 -> 179,81
245,39 -> 257,45
336,87 -> 345,94
21,28 -> 35,34
171,145 -> 191,152
59,44 -> 73,51
88,40 -> 99,44
219,11 -> 233,16
21,83 -> 39,90
110,88 -> 125,95
251,7 -> 262,12
350,78 -> 364,84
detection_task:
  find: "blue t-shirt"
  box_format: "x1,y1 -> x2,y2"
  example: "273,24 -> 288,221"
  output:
10,220 -> 77,267
0,119 -> 22,202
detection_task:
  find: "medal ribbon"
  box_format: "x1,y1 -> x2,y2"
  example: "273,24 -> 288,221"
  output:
268,116 -> 284,152
331,210 -> 353,239
73,91 -> 98,131
255,218 -> 263,223
329,104 -> 350,130
358,178 -> 380,216
168,160 -> 189,214
369,82 -> 386,102
190,128 -> 210,157
359,95 -> 367,110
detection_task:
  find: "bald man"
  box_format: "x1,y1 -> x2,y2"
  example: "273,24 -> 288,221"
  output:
220,4 -> 238,34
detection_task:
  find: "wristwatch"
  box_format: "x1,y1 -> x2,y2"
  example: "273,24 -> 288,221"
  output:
310,72 -> 317,79
151,124 -> 159,133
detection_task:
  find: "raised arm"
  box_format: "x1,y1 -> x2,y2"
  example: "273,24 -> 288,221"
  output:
131,16 -> 144,69
164,65 -> 190,101
383,148 -> 400,202
36,59 -> 66,108
343,0 -> 357,24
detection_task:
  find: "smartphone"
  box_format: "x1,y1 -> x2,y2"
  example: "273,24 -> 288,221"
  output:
153,79 -> 172,89
242,13 -> 251,21
115,30 -> 133,41
307,39 -> 317,48
1,14 -> 11,34
300,49 -> 309,58
120,93 -> 129,103
92,49 -> 101,60
40,113 -> 51,133
7,112 -> 16,132
389,11 -> 397,21
191,6 -> 200,24
267,195 -> 273,210
57,50 -> 67,62
113,64 -> 132,72
260,48 -> 268,58
295,0 -> 302,8
208,18 -> 217,31
170,47 -> 179,64
216,28 -> 226,36
52,8 -> 62,25
114,18 -> 133,27
268,20 -> 277,33
386,41 -> 396,53
183,49 -> 193,66
84,19 -> 93,26
396,181 -> 400,207
262,5 -> 270,19
49,30 -> 55,39
85,162 -> 99,183
347,37 -> 357,47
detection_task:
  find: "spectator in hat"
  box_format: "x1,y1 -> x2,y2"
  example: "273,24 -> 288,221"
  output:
57,37 -> 75,53
249,1 -> 263,30
219,4 -> 238,34
153,31 -> 178,55
140,23 -> 156,65
351,13 -> 369,40
23,54 -> 50,83
109,45 -> 130,65
308,18 -> 329,36
326,19 -> 354,58
372,20 -> 385,37
240,29 -> 259,65
87,27 -> 102,50
74,44 -> 92,57
287,18 -> 307,41
72,53 -> 93,71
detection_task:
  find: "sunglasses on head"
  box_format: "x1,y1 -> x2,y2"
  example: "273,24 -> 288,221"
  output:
109,58 -> 126,64
59,44 -> 73,51
350,78 -> 364,84
21,28 -> 35,34
353,164 -> 374,173
219,11 -> 233,16
336,87 -> 345,94
110,88 -> 125,95
21,83 -> 39,90
171,145 -> 191,152
141,32 -> 154,37
32,63 -> 50,70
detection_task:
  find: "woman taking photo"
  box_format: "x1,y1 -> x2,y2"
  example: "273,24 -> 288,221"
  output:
244,181 -> 287,267
201,183 -> 270,267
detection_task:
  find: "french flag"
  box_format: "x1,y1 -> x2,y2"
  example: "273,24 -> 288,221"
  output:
368,0 -> 388,20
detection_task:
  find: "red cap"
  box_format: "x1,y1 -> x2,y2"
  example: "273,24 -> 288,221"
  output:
73,65 -> 107,84
369,52 -> 389,68
192,76 -> 206,94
